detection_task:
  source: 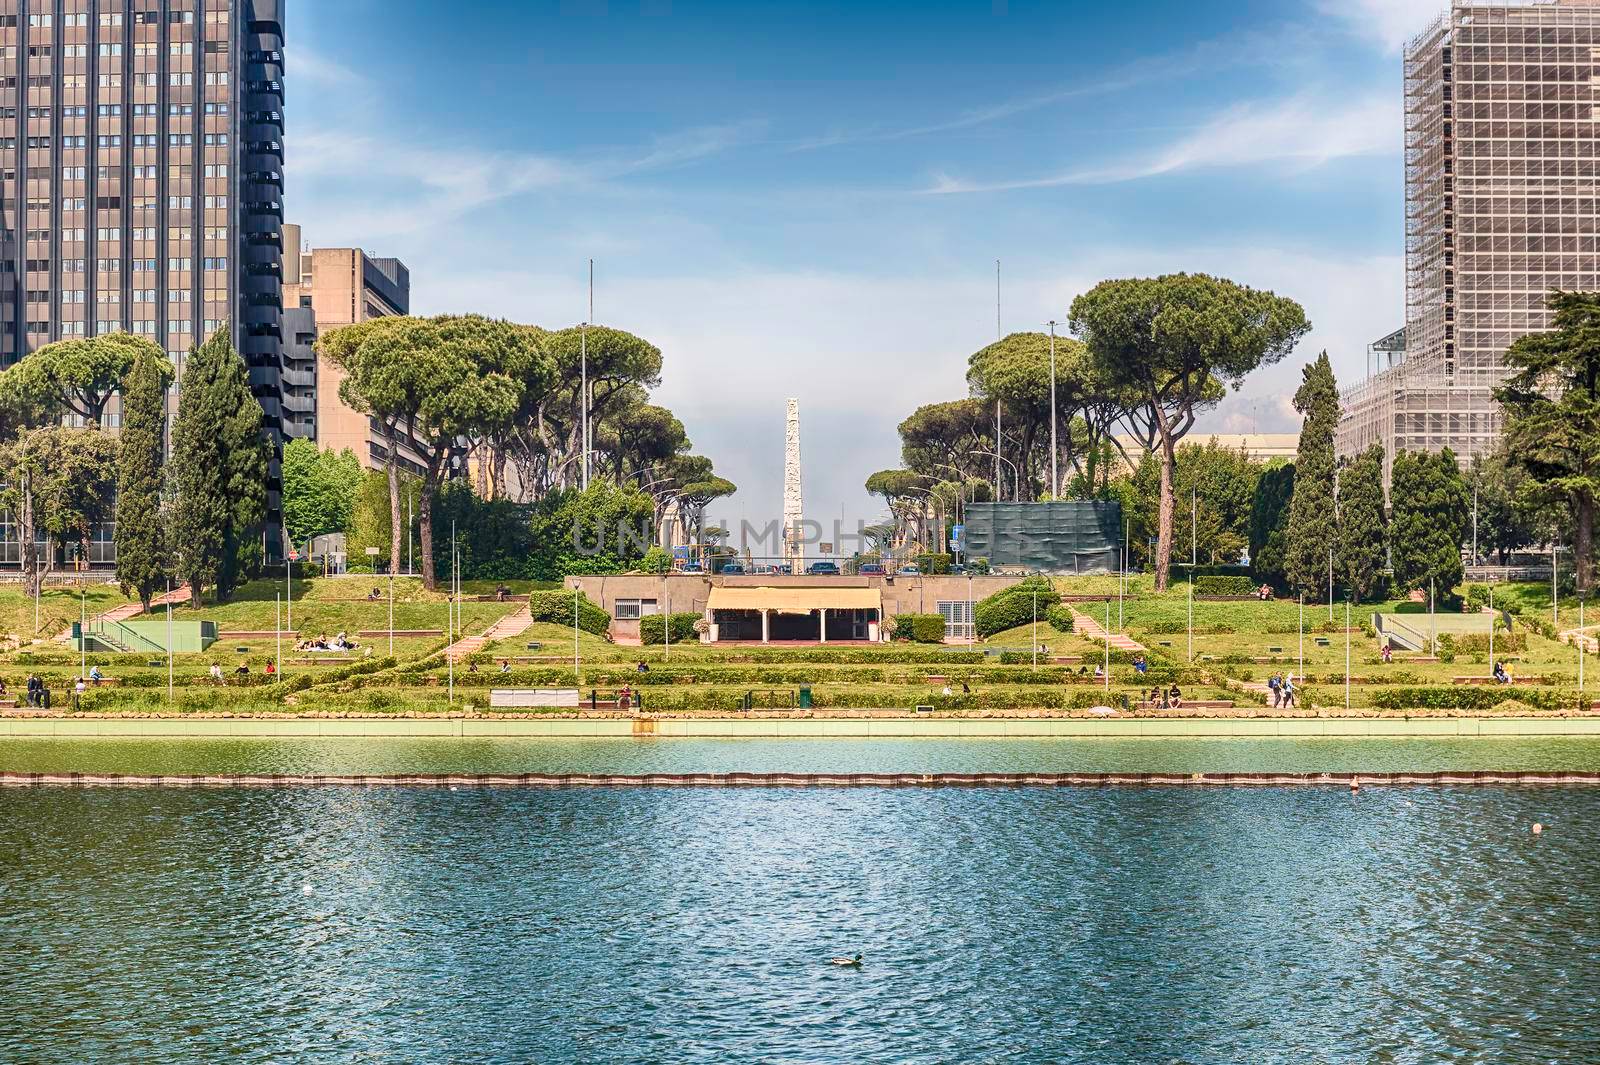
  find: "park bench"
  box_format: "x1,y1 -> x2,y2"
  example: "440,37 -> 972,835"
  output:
1048,656 -> 1084,665
501,655 -> 574,664
1196,595 -> 1262,602
357,630 -> 441,638
927,675 -> 947,685
219,631 -> 301,639
290,656 -> 355,665
1136,699 -> 1235,710
1452,675 -> 1549,686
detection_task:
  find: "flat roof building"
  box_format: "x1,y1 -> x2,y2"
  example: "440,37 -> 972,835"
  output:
1339,0 -> 1600,472
280,222 -> 426,472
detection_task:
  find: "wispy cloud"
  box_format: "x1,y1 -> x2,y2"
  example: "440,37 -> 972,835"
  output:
922,91 -> 1398,194
1318,0 -> 1445,54
788,26 -> 1317,152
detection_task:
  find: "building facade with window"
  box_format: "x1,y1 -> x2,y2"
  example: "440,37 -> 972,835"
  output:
0,0 -> 286,566
279,222 -> 428,472
1339,0 -> 1600,476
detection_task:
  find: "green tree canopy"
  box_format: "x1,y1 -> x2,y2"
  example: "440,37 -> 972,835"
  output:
1337,444 -> 1388,603
1285,352 -> 1340,600
170,328 -> 269,605
1248,461 -> 1295,588
1390,449 -> 1470,597
1495,290 -> 1600,592
114,346 -> 175,610
1070,273 -> 1310,590
2,333 -> 158,425
1468,449 -> 1539,565
0,428 -> 117,597
322,314 -> 552,588
282,440 -> 365,551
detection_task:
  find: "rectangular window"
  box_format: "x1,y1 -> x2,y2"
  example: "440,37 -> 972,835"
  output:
937,601 -> 974,640
614,599 -> 660,621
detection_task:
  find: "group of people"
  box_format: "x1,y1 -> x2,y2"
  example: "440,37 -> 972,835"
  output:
8,673 -> 51,708
1267,673 -> 1298,708
295,632 -> 360,654
1256,584 -> 1274,601
1147,685 -> 1183,709
1494,661 -> 1514,685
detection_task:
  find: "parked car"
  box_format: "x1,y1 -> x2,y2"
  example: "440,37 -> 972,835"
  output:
680,562 -> 703,573
897,564 -> 921,575
807,561 -> 840,575
718,562 -> 746,575
857,563 -> 884,575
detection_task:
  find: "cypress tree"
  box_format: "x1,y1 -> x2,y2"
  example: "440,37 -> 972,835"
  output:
113,344 -> 174,611
1285,351 -> 1339,599
171,328 -> 266,605
1337,444 -> 1388,603
1390,449 -> 1470,598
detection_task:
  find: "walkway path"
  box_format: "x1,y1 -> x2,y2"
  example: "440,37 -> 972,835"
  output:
444,605 -> 533,660
1559,626 -> 1599,655
1069,609 -> 1147,654
56,586 -> 191,640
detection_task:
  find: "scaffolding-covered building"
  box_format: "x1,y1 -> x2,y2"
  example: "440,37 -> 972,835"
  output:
1339,0 -> 1600,477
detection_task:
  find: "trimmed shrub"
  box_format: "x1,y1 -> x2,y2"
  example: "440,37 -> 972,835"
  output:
1194,575 -> 1257,596
640,612 -> 699,645
529,589 -> 610,636
1045,605 -> 1074,633
969,557 -> 991,575
1463,583 -> 1491,614
894,613 -> 948,643
1368,686 -> 1563,712
975,577 -> 1060,638
914,553 -> 953,575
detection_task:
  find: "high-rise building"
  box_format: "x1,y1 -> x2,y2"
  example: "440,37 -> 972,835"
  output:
1338,0 -> 1600,476
279,222 -> 422,471
0,0 -> 285,562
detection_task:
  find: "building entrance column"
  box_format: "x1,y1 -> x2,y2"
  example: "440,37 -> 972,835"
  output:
761,609 -> 770,644
820,608 -> 828,644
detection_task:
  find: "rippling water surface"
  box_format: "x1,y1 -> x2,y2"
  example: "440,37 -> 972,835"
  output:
3,784 -> 1599,1063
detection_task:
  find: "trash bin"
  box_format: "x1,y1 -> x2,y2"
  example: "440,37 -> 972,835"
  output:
798,686 -> 813,709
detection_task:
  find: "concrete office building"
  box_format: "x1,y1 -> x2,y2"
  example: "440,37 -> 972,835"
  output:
0,0 -> 285,564
1339,0 -> 1600,476
279,222 -> 421,471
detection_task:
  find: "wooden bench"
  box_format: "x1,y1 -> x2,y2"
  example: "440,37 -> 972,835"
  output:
84,677 -> 122,687
1048,656 -> 1084,665
289,656 -> 356,665
1137,699 -> 1235,710
1453,675 -> 1548,686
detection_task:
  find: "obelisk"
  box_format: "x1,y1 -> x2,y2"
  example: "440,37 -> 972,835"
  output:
783,399 -> 804,574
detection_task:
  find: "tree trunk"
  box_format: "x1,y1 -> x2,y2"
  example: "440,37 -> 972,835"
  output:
189,578 -> 203,609
1155,421 -> 1177,593
1577,497 -> 1594,595
419,464 -> 444,591
386,433 -> 404,577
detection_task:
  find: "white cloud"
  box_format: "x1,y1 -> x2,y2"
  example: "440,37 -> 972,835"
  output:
1319,0 -> 1446,54
926,91 -> 1399,194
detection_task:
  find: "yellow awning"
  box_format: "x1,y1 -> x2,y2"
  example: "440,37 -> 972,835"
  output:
707,586 -> 882,615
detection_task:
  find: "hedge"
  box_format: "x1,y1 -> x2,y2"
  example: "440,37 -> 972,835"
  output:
528,590 -> 611,636
640,612 -> 699,645
1367,686 -> 1564,711
1045,605 -> 1074,633
1194,575 -> 1257,596
914,553 -> 953,575
894,613 -> 948,643
975,578 -> 1061,638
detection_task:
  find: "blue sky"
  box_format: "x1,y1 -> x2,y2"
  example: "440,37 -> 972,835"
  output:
287,0 -> 1444,533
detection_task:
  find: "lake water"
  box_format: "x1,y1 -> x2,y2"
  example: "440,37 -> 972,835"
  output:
4,741 -> 1599,1062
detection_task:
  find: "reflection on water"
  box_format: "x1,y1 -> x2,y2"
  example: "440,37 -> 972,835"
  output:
4,735 -> 1600,776
2,786 -> 1598,1063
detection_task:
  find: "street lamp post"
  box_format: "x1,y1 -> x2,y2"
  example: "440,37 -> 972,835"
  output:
970,449 -> 1018,503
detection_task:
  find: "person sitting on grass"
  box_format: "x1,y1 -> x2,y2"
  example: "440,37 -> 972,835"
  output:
1382,644 -> 1393,664
468,659 -> 479,674
368,587 -> 382,602
1134,654 -> 1148,676
235,662 -> 250,676
265,659 -> 276,677
209,663 -> 224,684
637,661 -> 650,674
500,660 -> 511,674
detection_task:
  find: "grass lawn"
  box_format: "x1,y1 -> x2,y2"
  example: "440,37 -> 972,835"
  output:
0,583 -> 138,641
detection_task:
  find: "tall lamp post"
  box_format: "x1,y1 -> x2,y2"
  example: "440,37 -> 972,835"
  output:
1047,320 -> 1059,500
970,449 -> 1018,504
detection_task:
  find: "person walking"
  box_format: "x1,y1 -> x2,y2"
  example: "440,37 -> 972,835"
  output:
1268,673 -> 1282,708
1281,675 -> 1296,709
72,677 -> 87,711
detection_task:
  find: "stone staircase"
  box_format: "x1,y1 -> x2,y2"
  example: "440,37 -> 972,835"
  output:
1070,609 -> 1147,654
1560,627 -> 1599,655
57,586 -> 192,642
445,606 -> 533,659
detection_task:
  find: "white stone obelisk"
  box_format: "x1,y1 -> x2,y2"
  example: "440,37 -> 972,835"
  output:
783,399 -> 804,574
